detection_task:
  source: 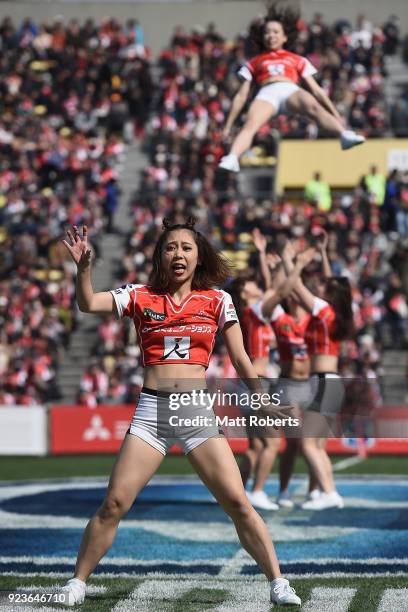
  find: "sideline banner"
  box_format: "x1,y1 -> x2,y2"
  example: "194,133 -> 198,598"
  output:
49,405 -> 408,455
50,406 -> 134,454
0,406 -> 47,455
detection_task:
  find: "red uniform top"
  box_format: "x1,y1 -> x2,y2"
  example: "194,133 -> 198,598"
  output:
238,49 -> 317,86
304,298 -> 340,357
271,305 -> 310,362
241,301 -> 275,360
110,284 -> 238,367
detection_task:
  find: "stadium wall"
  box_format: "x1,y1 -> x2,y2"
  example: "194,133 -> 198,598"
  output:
276,138 -> 408,191
0,406 -> 48,455
3,0 -> 408,57
1,404 -> 408,455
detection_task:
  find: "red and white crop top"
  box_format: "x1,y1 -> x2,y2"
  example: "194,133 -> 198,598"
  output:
241,301 -> 275,360
110,284 -> 239,367
238,49 -> 317,86
304,298 -> 340,357
271,305 -> 310,362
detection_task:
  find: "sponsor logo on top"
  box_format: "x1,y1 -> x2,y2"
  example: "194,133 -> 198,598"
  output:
144,307 -> 166,321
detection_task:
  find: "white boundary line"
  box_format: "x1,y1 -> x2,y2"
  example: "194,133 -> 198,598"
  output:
1,474 -> 408,487
1,571 -> 408,579
302,587 -> 357,612
378,588 -> 408,611
333,456 -> 366,471
1,556 -> 406,567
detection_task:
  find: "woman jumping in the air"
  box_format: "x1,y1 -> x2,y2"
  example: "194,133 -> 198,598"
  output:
219,2 -> 365,173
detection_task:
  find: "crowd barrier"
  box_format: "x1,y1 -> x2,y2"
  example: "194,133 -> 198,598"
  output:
2,404 -> 407,456
0,406 -> 48,455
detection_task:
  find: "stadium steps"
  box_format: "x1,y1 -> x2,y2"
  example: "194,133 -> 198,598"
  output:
384,54 -> 408,104
381,350 -> 408,404
55,142 -> 148,403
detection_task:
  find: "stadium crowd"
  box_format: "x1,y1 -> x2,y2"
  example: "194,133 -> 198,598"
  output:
0,14 -> 407,406
0,16 -> 151,404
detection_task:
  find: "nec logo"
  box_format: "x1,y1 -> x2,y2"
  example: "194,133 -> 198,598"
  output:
143,307 -> 166,321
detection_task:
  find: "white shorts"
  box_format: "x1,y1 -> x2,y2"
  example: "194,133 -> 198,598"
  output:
129,387 -> 224,456
255,82 -> 300,115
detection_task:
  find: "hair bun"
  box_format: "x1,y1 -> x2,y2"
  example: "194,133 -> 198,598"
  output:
185,216 -> 197,229
161,217 -> 197,231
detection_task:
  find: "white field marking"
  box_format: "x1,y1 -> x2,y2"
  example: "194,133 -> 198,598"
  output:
378,588 -> 408,611
5,607 -> 61,612
0,509 -> 362,540
331,497 -> 408,509
2,474 -> 408,489
111,578 -> 269,612
212,581 -> 269,611
326,477 -> 408,486
218,548 -> 252,577
112,579 -> 192,611
2,499 -> 407,533
3,570 -> 408,580
302,587 -> 356,612
16,584 -> 107,595
2,556 -> 408,568
0,481 -> 107,501
0,556 -> 228,567
333,456 -> 365,471
213,583 -> 267,611
1,475 -> 407,516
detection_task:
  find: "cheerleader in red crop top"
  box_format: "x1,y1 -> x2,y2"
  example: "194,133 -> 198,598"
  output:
228,279 -> 275,377
283,239 -> 354,510
59,220 -> 302,607
226,234 -> 316,511
218,4 -> 364,174
261,251 -> 314,510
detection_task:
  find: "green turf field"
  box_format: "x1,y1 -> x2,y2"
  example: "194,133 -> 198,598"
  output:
1,454 -> 407,611
0,575 -> 407,611
0,454 -> 407,481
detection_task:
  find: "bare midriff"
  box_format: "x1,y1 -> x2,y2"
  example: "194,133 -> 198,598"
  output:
144,363 -> 207,391
259,76 -> 295,87
311,354 -> 338,374
280,358 -> 310,380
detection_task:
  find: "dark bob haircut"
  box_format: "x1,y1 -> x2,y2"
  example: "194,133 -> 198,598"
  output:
148,217 -> 234,292
249,1 -> 300,53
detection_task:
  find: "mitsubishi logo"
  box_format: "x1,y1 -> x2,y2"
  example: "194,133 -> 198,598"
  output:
83,415 -> 112,441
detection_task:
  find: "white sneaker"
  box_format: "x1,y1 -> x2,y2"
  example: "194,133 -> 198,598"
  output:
246,490 -> 279,510
270,578 -> 301,606
306,488 -> 321,501
301,491 -> 344,510
332,491 -> 344,508
60,578 -> 86,607
218,153 -> 240,173
341,130 -> 365,150
276,491 -> 294,509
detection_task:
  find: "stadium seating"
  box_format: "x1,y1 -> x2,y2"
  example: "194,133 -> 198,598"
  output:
1,16 -> 407,405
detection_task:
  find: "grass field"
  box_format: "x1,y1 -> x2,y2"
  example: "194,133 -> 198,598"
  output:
0,454 -> 407,611
0,575 -> 407,611
1,454 -> 407,481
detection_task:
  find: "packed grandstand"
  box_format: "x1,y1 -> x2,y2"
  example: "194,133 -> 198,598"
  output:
0,14 -> 407,407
